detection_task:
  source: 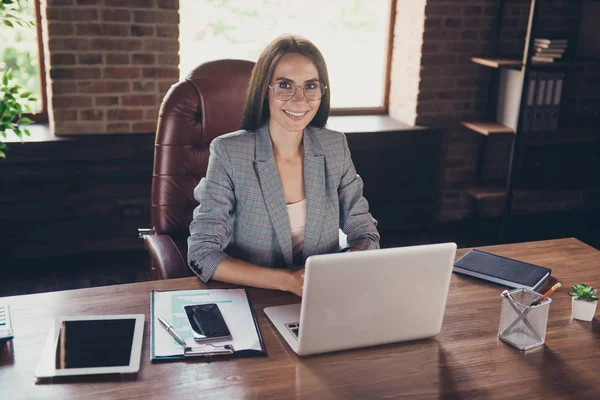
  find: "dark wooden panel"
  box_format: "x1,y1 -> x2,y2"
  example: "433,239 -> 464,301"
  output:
0,134 -> 155,262
0,126 -> 441,263
346,128 -> 442,231
519,142 -> 600,190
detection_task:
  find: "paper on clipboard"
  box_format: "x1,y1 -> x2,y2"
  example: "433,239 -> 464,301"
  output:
152,289 -> 263,359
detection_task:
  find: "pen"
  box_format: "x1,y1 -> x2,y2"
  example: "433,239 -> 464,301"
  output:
531,282 -> 562,306
158,316 -> 189,349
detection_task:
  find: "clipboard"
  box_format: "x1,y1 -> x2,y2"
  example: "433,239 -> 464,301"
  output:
150,288 -> 266,362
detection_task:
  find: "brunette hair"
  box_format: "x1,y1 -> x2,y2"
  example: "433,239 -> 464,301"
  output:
240,35 -> 330,131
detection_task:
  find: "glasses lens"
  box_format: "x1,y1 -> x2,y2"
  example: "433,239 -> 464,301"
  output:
273,85 -> 295,101
304,82 -> 325,101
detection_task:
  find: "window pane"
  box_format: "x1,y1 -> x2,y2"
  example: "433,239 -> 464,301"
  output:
0,1 -> 42,113
179,0 -> 391,109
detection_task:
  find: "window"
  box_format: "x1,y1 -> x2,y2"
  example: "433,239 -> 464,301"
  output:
179,0 -> 394,113
0,0 -> 47,121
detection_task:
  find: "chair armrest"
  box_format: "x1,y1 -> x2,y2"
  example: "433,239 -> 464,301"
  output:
142,234 -> 189,280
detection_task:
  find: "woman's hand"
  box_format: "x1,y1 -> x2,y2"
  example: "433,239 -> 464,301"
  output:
286,268 -> 305,297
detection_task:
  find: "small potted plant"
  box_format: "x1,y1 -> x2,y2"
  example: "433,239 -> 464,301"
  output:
568,284 -> 598,321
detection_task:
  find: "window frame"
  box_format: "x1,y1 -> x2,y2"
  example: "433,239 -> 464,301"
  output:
330,0 -> 397,116
20,0 -> 48,123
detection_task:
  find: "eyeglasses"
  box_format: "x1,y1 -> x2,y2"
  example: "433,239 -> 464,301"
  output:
268,81 -> 327,102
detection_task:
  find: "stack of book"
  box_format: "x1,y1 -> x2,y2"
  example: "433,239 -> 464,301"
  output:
532,38 -> 568,63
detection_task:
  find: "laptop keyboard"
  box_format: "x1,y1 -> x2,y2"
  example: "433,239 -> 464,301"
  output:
285,322 -> 300,338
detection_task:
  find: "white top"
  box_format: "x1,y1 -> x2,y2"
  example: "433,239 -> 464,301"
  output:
286,199 -> 306,257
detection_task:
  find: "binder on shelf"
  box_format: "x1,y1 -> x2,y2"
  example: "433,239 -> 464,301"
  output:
150,288 -> 266,362
531,73 -> 547,131
496,69 -> 537,133
522,71 -> 537,132
542,75 -> 555,131
548,72 -> 564,131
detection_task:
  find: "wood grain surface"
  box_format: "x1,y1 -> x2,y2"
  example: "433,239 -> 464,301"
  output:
1,238 -> 599,399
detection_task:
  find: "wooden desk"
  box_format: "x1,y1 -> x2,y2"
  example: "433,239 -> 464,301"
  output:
1,238 -> 599,399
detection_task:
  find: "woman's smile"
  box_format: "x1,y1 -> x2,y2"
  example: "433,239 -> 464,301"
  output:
283,109 -> 309,120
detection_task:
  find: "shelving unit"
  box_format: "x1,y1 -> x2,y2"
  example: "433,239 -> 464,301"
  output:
461,0 -> 539,242
461,0 -> 595,242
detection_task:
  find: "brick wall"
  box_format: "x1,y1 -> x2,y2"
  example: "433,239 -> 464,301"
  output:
40,0 -> 179,135
36,0 -> 599,224
387,0 -> 599,222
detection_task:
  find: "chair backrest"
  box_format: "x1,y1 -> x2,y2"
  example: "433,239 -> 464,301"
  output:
151,59 -> 255,238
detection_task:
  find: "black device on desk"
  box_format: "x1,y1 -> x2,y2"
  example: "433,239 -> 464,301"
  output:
453,249 -> 551,291
0,304 -> 14,341
34,314 -> 145,379
184,303 -> 232,343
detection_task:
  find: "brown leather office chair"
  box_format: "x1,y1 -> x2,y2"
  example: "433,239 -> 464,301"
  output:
140,59 -> 255,280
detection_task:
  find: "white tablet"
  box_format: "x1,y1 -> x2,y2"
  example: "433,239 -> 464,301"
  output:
35,314 -> 145,379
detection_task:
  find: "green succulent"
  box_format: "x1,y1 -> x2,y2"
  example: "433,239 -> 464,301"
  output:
568,284 -> 599,302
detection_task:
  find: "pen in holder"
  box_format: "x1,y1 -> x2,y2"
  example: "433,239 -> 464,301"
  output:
498,288 -> 551,351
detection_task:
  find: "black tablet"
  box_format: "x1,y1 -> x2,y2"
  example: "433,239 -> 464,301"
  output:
35,314 -> 145,379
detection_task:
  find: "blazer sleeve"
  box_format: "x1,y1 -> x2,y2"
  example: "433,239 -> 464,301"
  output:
187,139 -> 234,282
338,133 -> 380,251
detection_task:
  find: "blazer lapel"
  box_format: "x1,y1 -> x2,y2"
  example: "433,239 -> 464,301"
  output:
302,127 -> 325,260
253,124 -> 294,267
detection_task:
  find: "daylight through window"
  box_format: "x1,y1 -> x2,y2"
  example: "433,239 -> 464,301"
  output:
179,0 -> 393,110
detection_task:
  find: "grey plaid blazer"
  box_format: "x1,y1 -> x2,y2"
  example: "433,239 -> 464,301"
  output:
187,123 -> 380,282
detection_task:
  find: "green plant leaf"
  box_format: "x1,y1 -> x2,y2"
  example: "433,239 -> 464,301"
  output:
17,117 -> 33,125
3,19 -> 14,28
1,74 -> 7,86
0,149 -> 6,159
23,128 -> 31,137
20,91 -> 31,98
0,141 -> 7,149
570,283 -> 597,300
3,0 -> 15,5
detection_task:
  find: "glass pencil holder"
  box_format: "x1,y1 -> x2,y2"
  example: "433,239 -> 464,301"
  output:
498,288 -> 552,351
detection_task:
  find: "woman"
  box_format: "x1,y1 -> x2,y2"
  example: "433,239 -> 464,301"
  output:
187,35 -> 380,296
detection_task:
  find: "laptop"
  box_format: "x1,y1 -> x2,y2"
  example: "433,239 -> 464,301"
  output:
264,242 -> 457,356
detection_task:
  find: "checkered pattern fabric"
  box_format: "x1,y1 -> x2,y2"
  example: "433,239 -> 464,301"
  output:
187,123 -> 380,282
